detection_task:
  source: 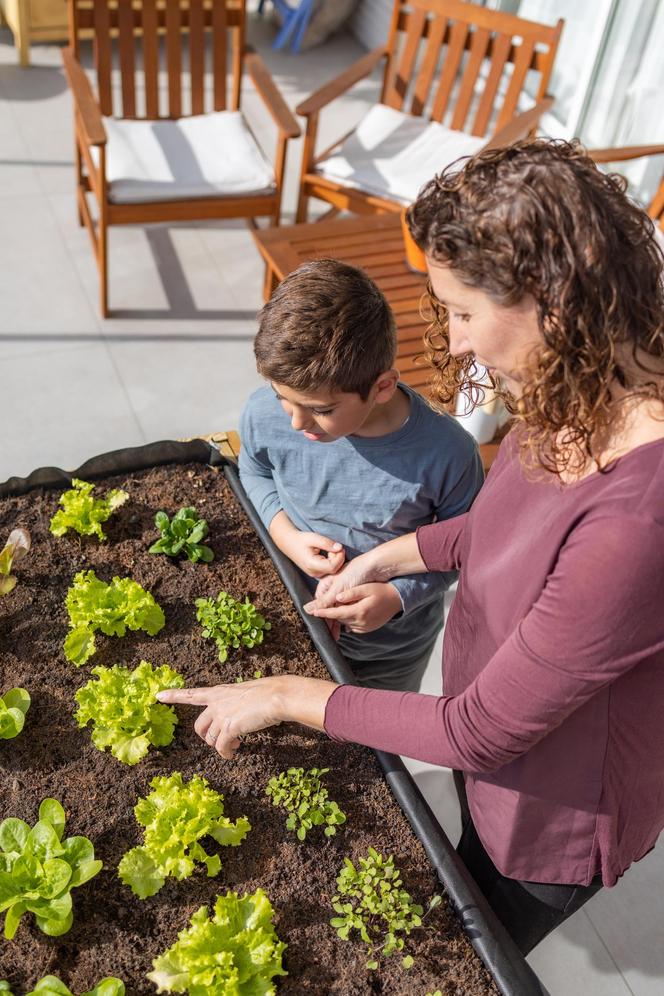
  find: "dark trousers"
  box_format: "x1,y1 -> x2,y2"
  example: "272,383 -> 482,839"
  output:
453,770 -> 603,956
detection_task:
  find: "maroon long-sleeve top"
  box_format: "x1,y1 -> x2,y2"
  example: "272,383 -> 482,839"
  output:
325,433 -> 664,886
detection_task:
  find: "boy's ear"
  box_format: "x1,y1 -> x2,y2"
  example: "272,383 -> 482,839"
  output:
372,369 -> 400,403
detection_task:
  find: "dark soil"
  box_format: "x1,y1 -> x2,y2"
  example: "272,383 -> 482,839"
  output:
0,462 -> 498,996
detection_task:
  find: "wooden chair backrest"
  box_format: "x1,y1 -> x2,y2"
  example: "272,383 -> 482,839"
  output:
380,0 -> 563,136
68,0 -> 246,119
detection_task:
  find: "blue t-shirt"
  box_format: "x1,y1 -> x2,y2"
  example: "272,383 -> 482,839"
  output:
239,384 -> 483,663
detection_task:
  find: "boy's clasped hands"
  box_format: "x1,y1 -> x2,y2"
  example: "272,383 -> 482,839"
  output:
270,508 -> 400,636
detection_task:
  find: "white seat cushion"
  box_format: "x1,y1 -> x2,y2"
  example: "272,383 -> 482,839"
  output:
316,104 -> 486,206
97,111 -> 276,204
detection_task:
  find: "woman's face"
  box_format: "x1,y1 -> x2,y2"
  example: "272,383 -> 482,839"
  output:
427,260 -> 542,398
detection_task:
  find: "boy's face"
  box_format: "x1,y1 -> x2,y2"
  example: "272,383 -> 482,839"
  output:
271,380 -> 390,442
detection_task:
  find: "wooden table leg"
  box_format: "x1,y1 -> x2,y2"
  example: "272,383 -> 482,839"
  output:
16,0 -> 30,67
263,262 -> 278,301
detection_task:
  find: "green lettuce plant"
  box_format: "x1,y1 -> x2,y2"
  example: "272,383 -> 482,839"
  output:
0,978 -> 124,996
0,528 -> 31,596
147,889 -> 287,994
266,767 -> 346,841
75,661 -> 184,765
49,479 -> 128,541
0,688 -> 30,740
64,569 -> 165,666
119,772 -> 251,899
0,798 -> 102,940
195,591 -> 271,663
330,847 -> 441,970
149,508 -> 214,564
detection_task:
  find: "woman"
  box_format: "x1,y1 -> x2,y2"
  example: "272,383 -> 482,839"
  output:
159,140 -> 664,954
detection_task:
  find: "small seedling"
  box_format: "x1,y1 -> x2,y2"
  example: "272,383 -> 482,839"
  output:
0,798 -> 102,940
235,670 -> 263,683
148,507 -> 214,563
75,661 -> 184,765
266,767 -> 346,841
195,591 -> 270,663
0,978 -> 125,996
330,847 -> 441,970
64,569 -> 165,666
49,478 -> 128,541
0,528 -> 31,596
119,772 -> 250,899
0,687 -> 30,740
148,889 -> 287,994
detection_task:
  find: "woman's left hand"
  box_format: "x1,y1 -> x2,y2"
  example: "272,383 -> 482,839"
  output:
304,582 -> 403,634
157,675 -> 337,760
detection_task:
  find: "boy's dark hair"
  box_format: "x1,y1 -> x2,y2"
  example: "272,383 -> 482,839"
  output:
254,259 -> 397,399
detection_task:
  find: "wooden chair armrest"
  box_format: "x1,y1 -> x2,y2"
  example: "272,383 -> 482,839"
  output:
484,97 -> 554,150
295,45 -> 388,117
587,144 -> 664,164
245,47 -> 300,139
62,46 -> 106,147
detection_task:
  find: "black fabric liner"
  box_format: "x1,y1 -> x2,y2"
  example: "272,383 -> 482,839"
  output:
1,440 -> 548,996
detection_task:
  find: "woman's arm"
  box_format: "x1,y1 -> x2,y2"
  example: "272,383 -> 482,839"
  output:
160,507 -> 663,773
304,513 -> 469,617
304,531 -> 427,616
158,675 -> 338,760
326,512 -> 664,768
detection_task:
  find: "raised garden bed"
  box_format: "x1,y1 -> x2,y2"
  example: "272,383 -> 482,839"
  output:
0,441 -> 546,995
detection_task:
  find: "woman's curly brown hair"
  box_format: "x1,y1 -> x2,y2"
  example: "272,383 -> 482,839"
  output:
407,139 -> 664,477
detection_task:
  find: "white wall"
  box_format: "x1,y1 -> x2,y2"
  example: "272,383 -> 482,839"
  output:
350,0 -> 393,50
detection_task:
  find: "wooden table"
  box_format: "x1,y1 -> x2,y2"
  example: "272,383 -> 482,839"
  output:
253,213 -> 433,398
252,214 -> 505,470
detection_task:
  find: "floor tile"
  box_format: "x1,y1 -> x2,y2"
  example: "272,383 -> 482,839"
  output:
0,194 -> 99,340
528,909 -> 633,996
584,843 -> 664,996
106,335 -> 263,444
401,611 -> 464,845
197,219 -> 267,314
0,94 -> 42,197
1,343 -> 144,482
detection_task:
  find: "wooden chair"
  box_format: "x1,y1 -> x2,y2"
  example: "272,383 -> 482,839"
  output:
294,0 -> 563,223
589,144 -> 664,232
63,0 -> 300,317
0,0 -> 70,67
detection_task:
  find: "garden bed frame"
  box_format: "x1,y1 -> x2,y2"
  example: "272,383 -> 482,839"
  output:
0,438 -> 548,996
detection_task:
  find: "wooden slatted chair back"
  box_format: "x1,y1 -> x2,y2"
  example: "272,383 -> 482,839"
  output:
380,0 -> 562,136
67,0 -> 246,120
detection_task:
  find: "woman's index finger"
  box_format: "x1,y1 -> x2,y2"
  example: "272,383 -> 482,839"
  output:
156,686 -> 211,705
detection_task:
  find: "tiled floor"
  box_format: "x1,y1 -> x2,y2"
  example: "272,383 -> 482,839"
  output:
1,12 -> 662,996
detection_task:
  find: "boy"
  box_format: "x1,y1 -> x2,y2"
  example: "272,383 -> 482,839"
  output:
239,259 -> 483,691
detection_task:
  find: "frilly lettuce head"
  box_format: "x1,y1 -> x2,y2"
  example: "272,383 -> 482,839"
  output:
119,772 -> 250,899
49,479 -> 128,542
75,661 -> 184,765
148,888 -> 287,994
64,570 -> 165,666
